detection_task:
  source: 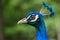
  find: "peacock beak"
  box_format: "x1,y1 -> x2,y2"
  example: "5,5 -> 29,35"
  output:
17,18 -> 27,24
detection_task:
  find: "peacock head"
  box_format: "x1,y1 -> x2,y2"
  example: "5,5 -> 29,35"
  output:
17,2 -> 54,27
17,11 -> 42,27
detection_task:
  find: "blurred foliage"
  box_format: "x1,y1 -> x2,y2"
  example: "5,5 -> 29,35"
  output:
3,0 -> 60,40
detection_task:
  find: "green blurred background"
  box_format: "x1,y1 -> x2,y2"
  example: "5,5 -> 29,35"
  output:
1,0 -> 60,40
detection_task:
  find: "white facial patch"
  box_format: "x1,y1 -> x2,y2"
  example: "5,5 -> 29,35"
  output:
30,15 -> 39,22
26,15 -> 31,20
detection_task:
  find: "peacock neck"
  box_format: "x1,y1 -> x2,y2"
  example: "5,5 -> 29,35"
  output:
36,22 -> 48,40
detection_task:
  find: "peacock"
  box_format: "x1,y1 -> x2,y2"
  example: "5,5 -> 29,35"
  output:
17,2 -> 54,40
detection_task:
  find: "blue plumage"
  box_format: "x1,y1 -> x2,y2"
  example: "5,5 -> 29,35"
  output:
17,2 -> 54,40
25,2 -> 54,40
26,11 -> 48,40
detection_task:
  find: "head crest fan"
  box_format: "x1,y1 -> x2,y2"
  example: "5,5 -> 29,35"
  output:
40,7 -> 46,14
39,7 -> 48,16
39,2 -> 54,17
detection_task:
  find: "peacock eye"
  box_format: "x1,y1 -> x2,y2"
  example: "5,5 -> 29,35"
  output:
30,15 -> 36,20
26,14 -> 39,22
